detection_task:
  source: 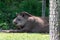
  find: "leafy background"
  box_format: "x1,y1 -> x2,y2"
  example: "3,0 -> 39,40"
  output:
0,0 -> 49,30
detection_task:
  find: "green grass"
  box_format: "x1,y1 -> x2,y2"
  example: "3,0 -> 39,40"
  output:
0,33 -> 49,40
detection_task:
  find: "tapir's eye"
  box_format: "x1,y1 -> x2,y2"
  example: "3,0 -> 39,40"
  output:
18,19 -> 21,21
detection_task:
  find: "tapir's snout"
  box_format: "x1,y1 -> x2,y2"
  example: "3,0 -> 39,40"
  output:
13,19 -> 17,24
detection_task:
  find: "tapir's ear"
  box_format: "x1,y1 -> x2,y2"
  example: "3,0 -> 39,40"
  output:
20,11 -> 32,17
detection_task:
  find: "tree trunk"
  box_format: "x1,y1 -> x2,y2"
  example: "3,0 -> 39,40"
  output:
42,0 -> 46,17
49,0 -> 60,40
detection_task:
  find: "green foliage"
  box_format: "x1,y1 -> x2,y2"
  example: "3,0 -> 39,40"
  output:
0,0 -> 49,29
0,23 -> 9,30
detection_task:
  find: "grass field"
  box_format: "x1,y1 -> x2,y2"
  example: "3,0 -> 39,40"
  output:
0,33 -> 49,40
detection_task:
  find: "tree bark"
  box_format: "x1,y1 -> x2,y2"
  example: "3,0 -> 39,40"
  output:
49,0 -> 60,40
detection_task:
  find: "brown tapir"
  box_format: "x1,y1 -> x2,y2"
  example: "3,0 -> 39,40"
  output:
11,11 -> 49,33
